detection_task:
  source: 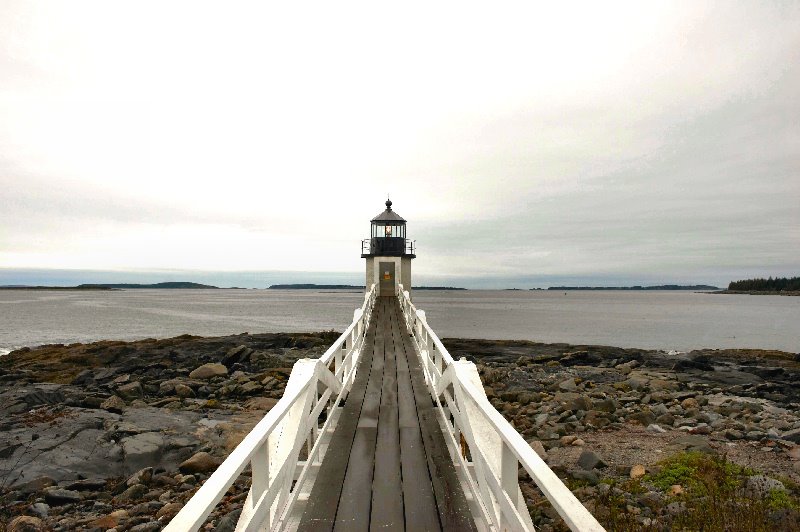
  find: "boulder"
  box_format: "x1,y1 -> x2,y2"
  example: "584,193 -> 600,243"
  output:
179,451 -> 221,473
122,432 -> 165,472
577,450 -> 607,470
174,384 -> 195,398
101,395 -> 127,413
157,502 -> 183,519
189,363 -> 228,380
127,466 -> 154,486
781,428 -> 800,443
43,488 -> 82,505
558,379 -> 577,392
630,464 -> 646,479
628,410 -> 656,426
115,483 -> 148,502
743,475 -> 785,498
117,381 -> 144,400
528,440 -> 547,459
8,516 -> 45,532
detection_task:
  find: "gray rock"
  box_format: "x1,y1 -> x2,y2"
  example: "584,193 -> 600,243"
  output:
558,379 -> 577,392
646,424 -> 666,433
101,395 -> 127,413
122,432 -> 165,472
743,475 -> 785,498
7,516 -> 45,532
216,509 -> 243,532
781,428 -> 800,443
577,450 -> 607,470
129,522 -> 161,532
28,502 -> 50,518
179,451 -> 221,473
174,384 -> 195,398
116,381 -> 144,400
569,469 -> 599,484
115,483 -> 148,502
127,466 -> 154,486
528,440 -> 547,459
44,488 -> 82,505
189,363 -> 228,379
628,411 -> 656,426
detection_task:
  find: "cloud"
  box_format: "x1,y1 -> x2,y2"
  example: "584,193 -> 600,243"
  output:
0,2 -> 798,285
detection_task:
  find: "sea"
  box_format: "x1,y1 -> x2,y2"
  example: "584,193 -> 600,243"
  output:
0,289 -> 798,355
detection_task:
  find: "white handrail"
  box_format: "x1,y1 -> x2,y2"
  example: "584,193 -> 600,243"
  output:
397,284 -> 605,532
165,284 -> 377,532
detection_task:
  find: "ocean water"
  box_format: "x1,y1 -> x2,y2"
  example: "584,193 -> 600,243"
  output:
0,289 -> 798,354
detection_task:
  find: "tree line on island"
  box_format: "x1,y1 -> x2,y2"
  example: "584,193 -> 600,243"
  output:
727,276 -> 800,293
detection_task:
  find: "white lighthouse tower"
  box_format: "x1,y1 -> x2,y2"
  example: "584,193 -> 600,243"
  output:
361,199 -> 416,296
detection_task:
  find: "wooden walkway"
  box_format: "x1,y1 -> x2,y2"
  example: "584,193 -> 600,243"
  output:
299,297 -> 476,531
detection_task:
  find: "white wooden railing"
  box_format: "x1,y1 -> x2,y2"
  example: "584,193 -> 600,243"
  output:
397,284 -> 605,532
165,284 -> 377,532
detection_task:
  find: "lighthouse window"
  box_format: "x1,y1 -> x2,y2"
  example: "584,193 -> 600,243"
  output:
385,225 -> 392,237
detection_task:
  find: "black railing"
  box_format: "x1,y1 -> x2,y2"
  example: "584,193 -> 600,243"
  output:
361,238 -> 415,256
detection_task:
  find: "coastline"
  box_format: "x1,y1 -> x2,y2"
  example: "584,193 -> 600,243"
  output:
1,334 -> 799,530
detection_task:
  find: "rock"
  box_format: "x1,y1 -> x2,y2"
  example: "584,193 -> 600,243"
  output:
572,438 -> 585,446
213,508 -> 242,532
115,483 -> 148,502
15,477 -> 55,495
668,484 -> 683,496
577,450 -> 607,470
179,451 -> 221,473
223,345 -> 252,367
743,475 -> 785,498
89,510 -> 128,529
528,440 -> 547,459
65,478 -> 106,490
781,428 -> 800,443
129,523 -> 161,532
122,432 -> 165,472
189,363 -> 228,379
647,424 -> 667,433
174,384 -> 195,398
560,435 -> 578,445
7,516 -> 45,532
628,411 -> 656,426
43,488 -> 82,505
569,469 -> 599,485
681,397 -> 699,410
28,503 -> 49,518
656,413 -> 675,426
117,381 -> 144,400
127,467 -> 154,486
100,395 -> 127,413
157,501 -> 183,519
593,399 -> 617,413
558,379 -> 577,392
630,464 -> 646,479
244,397 -> 279,411
669,434 -> 714,454
240,381 -> 262,395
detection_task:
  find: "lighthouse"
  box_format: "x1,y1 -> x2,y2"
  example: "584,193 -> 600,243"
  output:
361,199 -> 416,296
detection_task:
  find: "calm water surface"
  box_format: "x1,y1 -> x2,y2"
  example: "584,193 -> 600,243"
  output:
0,289 -> 797,354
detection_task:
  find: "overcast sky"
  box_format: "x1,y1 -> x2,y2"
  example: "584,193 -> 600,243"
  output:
1,2 -> 798,288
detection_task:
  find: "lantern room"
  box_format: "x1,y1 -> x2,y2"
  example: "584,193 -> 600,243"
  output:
362,199 -> 415,296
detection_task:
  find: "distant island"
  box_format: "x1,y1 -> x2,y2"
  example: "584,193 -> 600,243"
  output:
715,276 -> 800,296
1,282 -> 220,290
268,284 -> 467,290
545,284 -> 720,291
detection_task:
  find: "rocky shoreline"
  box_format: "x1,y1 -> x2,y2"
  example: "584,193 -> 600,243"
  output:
1,334 -> 799,531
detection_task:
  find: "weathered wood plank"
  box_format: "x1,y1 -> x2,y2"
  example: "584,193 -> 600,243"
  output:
370,299 -> 404,530
299,300 -> 382,531
396,300 -> 478,532
393,307 -> 441,531
333,298 -> 387,531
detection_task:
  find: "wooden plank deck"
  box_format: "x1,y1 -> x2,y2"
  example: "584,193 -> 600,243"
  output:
299,297 -> 476,531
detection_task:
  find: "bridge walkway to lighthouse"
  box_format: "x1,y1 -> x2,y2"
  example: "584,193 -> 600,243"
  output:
298,297 -> 476,531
